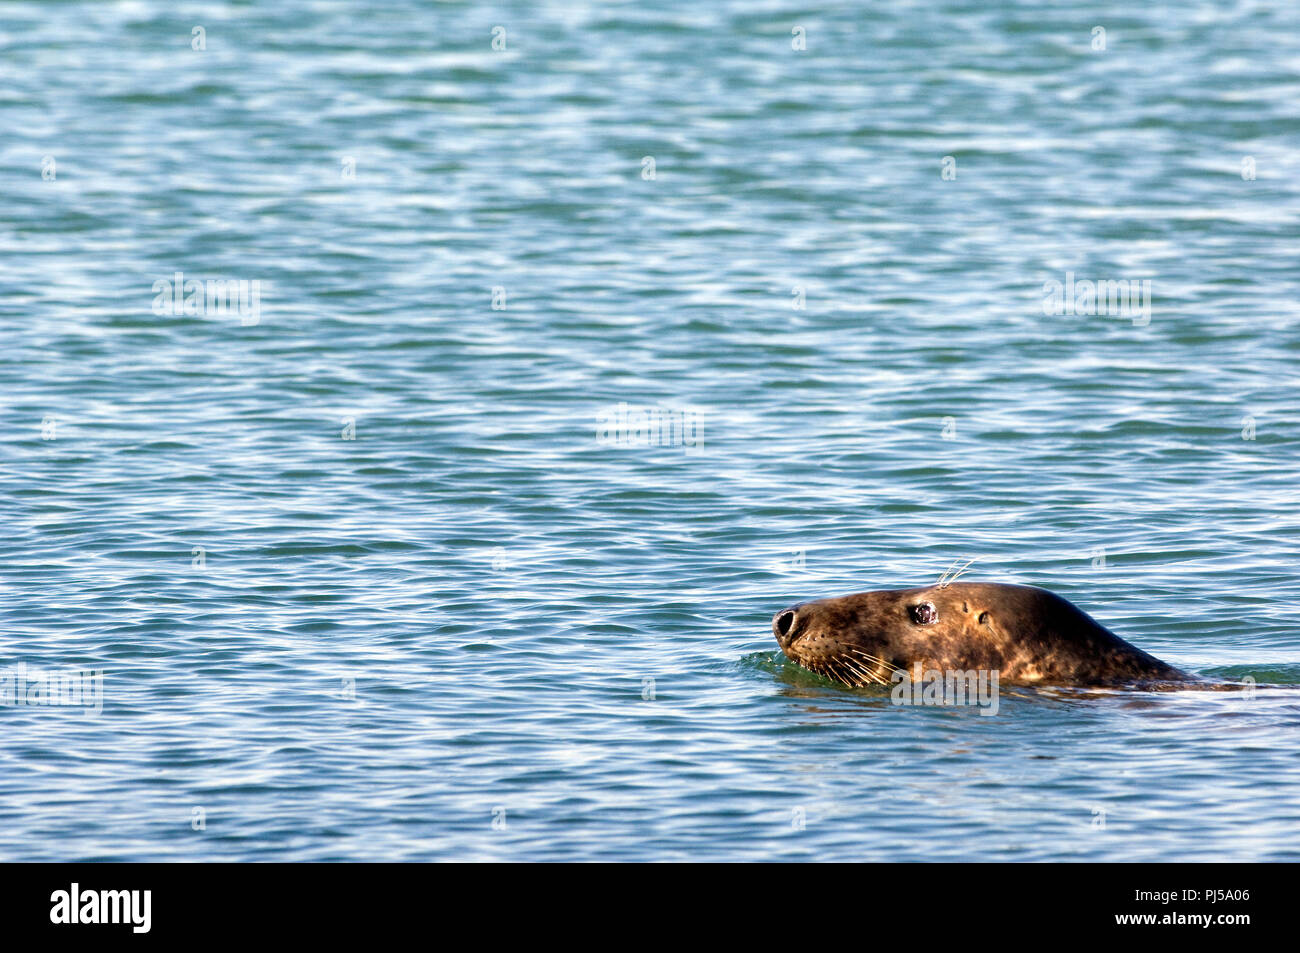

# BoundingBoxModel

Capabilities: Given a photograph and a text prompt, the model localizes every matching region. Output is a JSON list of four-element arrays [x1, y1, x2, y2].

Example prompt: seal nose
[[773, 607, 798, 648]]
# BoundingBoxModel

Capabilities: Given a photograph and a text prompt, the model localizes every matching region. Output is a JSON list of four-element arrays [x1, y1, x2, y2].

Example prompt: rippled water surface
[[3, 0, 1300, 861]]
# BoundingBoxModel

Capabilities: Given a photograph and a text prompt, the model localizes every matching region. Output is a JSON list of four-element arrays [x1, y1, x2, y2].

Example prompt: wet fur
[[773, 582, 1191, 688]]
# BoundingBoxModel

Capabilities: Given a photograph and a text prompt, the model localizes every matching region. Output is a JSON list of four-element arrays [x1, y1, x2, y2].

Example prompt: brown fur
[[773, 582, 1190, 687]]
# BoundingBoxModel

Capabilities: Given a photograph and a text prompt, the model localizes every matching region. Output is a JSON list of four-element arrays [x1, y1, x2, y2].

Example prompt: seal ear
[[978, 611, 990, 626]]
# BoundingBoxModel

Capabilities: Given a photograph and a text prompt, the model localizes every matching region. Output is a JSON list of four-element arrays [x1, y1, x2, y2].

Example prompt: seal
[[773, 582, 1192, 688]]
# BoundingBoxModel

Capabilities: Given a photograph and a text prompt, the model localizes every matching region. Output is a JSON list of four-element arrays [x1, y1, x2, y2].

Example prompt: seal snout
[[773, 605, 801, 650]]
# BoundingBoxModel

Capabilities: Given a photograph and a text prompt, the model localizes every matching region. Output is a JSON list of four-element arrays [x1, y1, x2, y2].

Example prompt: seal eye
[[910, 602, 938, 625]]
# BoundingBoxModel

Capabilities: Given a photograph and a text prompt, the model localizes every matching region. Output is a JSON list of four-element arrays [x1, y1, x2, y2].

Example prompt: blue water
[[3, 0, 1300, 861]]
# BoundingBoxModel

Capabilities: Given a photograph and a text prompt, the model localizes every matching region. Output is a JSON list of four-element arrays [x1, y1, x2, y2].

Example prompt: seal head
[[773, 582, 1188, 687]]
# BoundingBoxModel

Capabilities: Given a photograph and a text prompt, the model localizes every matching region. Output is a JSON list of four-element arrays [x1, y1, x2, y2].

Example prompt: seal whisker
[[838, 655, 887, 686], [834, 658, 867, 688], [842, 650, 894, 670], [935, 558, 960, 589], [844, 648, 905, 678], [812, 659, 845, 686], [828, 659, 861, 687], [842, 655, 883, 686], [947, 556, 981, 587], [838, 653, 883, 683], [937, 556, 980, 589], [845, 648, 895, 667], [835, 656, 874, 685]]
